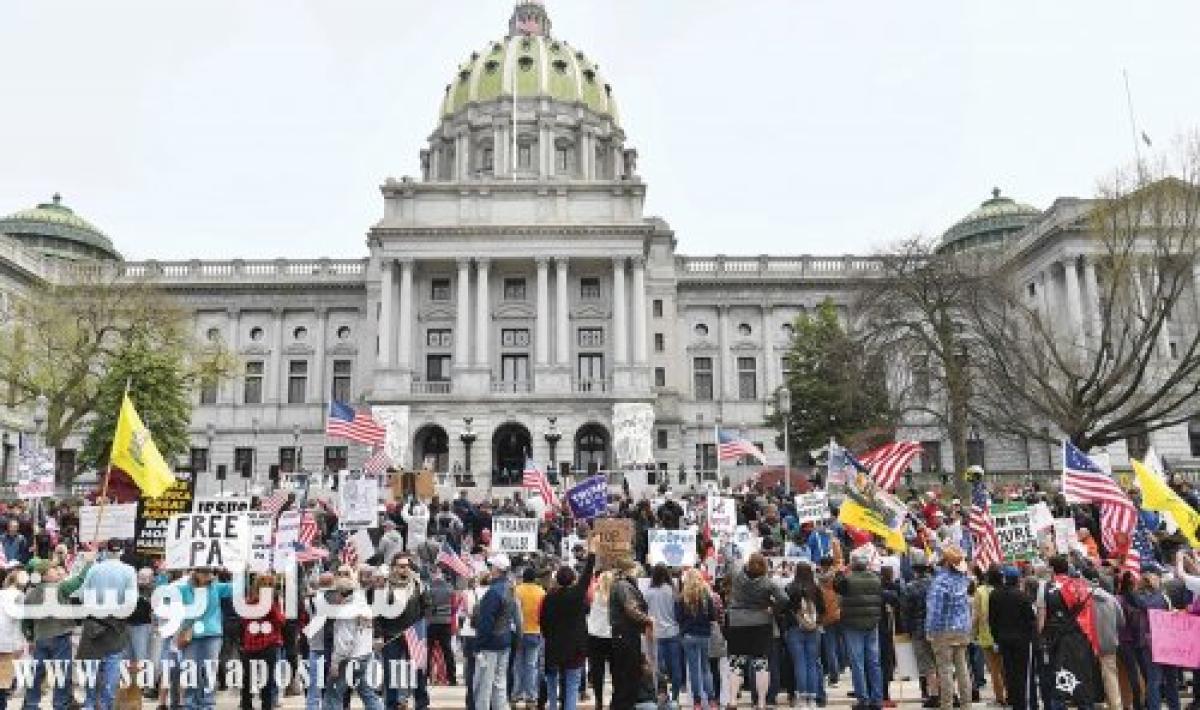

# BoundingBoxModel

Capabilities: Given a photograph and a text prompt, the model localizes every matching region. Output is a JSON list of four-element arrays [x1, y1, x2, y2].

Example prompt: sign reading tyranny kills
[[991, 501, 1037, 561], [490, 517, 538, 553]]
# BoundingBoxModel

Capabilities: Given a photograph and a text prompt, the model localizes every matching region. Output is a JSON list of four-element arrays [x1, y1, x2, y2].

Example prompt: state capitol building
[[3, 2, 1197, 495]]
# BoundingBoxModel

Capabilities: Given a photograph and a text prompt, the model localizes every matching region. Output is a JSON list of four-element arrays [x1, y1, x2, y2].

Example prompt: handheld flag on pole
[[108, 391, 176, 498]]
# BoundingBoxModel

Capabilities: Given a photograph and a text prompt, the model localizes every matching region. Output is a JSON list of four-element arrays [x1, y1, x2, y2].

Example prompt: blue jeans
[[844, 627, 883, 705], [1136, 645, 1181, 710], [656, 636, 685, 701], [128, 623, 152, 664], [381, 638, 405, 707], [823, 622, 846, 682], [546, 665, 583, 710], [305, 649, 325, 710], [681, 634, 715, 705], [24, 633, 74, 710], [182, 635, 223, 710], [472, 648, 510, 710], [82, 651, 125, 710], [515, 633, 543, 701], [786, 627, 824, 701], [463, 638, 477, 710], [323, 655, 385, 710]]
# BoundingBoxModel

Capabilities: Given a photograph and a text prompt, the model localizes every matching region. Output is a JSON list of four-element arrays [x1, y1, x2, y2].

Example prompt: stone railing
[[676, 255, 885, 279]]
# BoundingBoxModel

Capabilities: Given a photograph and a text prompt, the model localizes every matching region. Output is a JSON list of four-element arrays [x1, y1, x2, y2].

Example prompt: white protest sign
[[78, 504, 138, 543], [17, 448, 55, 499], [164, 513, 248, 571], [339, 471, 380, 530], [1052, 518, 1076, 555], [273, 510, 301, 571], [347, 528, 375, 560], [1029, 502, 1054, 532], [246, 511, 275, 573], [990, 502, 1036, 561], [561, 534, 585, 562], [794, 492, 830, 525], [648, 528, 698, 567], [707, 497, 737, 535], [491, 517, 538, 553], [730, 525, 761, 562], [192, 497, 253, 515]]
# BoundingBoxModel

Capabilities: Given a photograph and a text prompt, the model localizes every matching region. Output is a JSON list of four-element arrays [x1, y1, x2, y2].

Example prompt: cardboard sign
[[591, 518, 634, 569], [16, 448, 55, 499], [192, 497, 252, 515], [415, 470, 435, 500], [490, 517, 538, 553], [566, 476, 608, 520], [1052, 518, 1076, 555], [1149, 609, 1200, 668], [164, 513, 247, 571], [339, 471, 380, 530], [245, 511, 275, 573], [273, 510, 301, 571], [991, 502, 1037, 561], [78, 504, 138, 543], [707, 497, 737, 535], [794, 492, 830, 525], [648, 528, 698, 567], [135, 476, 195, 557]]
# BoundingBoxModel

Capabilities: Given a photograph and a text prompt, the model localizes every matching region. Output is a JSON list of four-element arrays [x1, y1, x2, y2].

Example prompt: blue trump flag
[[565, 475, 609, 519]]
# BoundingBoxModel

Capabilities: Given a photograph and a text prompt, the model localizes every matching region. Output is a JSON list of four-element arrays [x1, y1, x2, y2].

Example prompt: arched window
[[574, 424, 610, 472]]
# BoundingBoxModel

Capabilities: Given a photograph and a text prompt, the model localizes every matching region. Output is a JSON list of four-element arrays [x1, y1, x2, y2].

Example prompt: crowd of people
[[0, 471, 1194, 710]]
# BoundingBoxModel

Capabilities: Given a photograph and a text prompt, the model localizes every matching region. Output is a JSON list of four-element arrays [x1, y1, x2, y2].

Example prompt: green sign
[[991, 501, 1037, 561]]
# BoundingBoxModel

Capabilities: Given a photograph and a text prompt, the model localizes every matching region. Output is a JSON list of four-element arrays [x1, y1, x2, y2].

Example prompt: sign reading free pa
[[164, 513, 248, 571]]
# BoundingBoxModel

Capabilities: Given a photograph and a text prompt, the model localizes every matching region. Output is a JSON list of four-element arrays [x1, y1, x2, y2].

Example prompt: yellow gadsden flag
[[1131, 458, 1200, 549], [838, 499, 908, 552], [109, 392, 176, 498]]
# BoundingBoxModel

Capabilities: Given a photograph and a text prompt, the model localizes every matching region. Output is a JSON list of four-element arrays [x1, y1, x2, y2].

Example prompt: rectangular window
[[1027, 282, 1036, 298], [1126, 431, 1149, 461], [503, 278, 527, 301], [695, 443, 717, 472], [331, 360, 352, 403], [693, 357, 714, 401], [324, 446, 348, 473], [913, 364, 931, 397], [244, 361, 264, 404], [1190, 418, 1200, 457], [426, 354, 452, 382], [737, 356, 757, 400], [189, 448, 209, 473], [279, 447, 297, 474], [430, 278, 451, 301], [781, 356, 791, 377], [577, 353, 605, 381], [920, 441, 942, 472], [654, 333, 665, 352], [578, 328, 604, 348], [482, 148, 494, 171], [426, 329, 452, 348], [556, 147, 569, 172], [501, 354, 530, 383], [54, 449, 76, 482], [501, 328, 530, 348], [287, 360, 308, 404], [967, 439, 985, 468], [199, 376, 218, 405], [518, 144, 532, 169], [580, 277, 601, 300], [652, 299, 663, 318], [654, 367, 666, 388], [1169, 341, 1178, 359], [656, 429, 669, 450], [234, 447, 255, 478]]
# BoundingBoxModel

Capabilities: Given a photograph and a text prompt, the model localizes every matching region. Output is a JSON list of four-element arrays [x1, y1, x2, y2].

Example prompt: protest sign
[[1029, 502, 1054, 532], [707, 496, 737, 535], [1149, 609, 1200, 668], [491, 517, 538, 553], [991, 502, 1037, 561], [346, 528, 376, 560], [339, 471, 380, 530], [415, 470, 435, 500], [164, 512, 248, 571], [16, 448, 55, 498], [1052, 518, 1076, 555], [794, 492, 830, 525], [78, 504, 138, 543], [591, 518, 634, 569], [245, 511, 275, 573], [565, 476, 608, 519], [561, 534, 586, 562], [135, 476, 195, 557], [648, 529, 698, 567], [273, 510, 301, 571], [192, 497, 252, 515], [730, 525, 761, 562]]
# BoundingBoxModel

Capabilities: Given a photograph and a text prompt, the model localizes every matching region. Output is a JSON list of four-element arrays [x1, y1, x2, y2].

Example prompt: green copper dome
[[940, 188, 1041, 254], [440, 3, 619, 124], [0, 194, 121, 261]]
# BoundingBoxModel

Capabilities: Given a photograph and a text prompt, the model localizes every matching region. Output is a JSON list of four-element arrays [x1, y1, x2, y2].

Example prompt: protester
[[645, 563, 685, 704], [513, 565, 546, 708], [540, 549, 596, 710], [474, 554, 518, 710], [0, 569, 27, 708], [323, 574, 384, 710], [22, 553, 93, 710], [586, 570, 615, 710], [785, 562, 826, 709], [240, 574, 285, 710], [726, 551, 788, 710], [837, 548, 884, 710], [926, 546, 974, 710], [77, 542, 136, 710], [609, 557, 652, 710], [989, 566, 1036, 710]]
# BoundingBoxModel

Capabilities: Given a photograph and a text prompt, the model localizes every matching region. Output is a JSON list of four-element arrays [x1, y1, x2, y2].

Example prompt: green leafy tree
[[768, 300, 894, 461]]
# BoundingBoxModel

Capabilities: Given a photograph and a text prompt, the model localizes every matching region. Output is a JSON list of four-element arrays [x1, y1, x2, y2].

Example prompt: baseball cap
[[487, 553, 511, 572], [1001, 565, 1020, 579]]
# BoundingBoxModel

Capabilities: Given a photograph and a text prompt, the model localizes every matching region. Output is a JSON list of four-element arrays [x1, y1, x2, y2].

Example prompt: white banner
[[273, 510, 301, 571], [164, 512, 248, 571], [794, 492, 830, 525], [730, 525, 761, 562], [192, 497, 253, 515], [490, 517, 538, 553], [339, 472, 380, 530], [245, 511, 275, 574], [707, 497, 737, 535], [17, 448, 55, 499], [1052, 518, 1076, 555], [78, 504, 138, 543], [648, 528, 698, 567]]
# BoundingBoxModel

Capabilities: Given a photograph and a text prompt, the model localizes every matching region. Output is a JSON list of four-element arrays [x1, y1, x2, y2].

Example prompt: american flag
[[1120, 548, 1142, 582], [717, 429, 767, 464], [858, 441, 923, 492], [1061, 440, 1137, 557], [967, 481, 1003, 570], [436, 539, 472, 578], [827, 439, 868, 487], [260, 491, 290, 516], [521, 458, 558, 508], [404, 619, 428, 671], [325, 401, 387, 446], [294, 511, 328, 564], [363, 447, 392, 475]]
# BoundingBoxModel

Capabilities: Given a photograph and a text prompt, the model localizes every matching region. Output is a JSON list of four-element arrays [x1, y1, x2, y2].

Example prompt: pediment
[[329, 342, 358, 356], [419, 303, 457, 322], [493, 302, 536, 319], [730, 340, 761, 352], [241, 344, 270, 357], [686, 342, 719, 354], [571, 303, 610, 320]]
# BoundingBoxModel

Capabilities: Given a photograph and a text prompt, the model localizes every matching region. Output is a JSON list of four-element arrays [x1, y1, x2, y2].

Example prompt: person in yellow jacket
[[972, 567, 1006, 706], [513, 566, 547, 708]]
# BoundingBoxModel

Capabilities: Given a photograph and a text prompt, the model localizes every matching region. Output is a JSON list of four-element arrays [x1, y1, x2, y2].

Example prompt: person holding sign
[[175, 568, 235, 710], [539, 546, 597, 710]]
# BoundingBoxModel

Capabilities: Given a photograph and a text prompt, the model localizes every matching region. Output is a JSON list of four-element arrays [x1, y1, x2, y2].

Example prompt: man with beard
[[378, 554, 430, 710]]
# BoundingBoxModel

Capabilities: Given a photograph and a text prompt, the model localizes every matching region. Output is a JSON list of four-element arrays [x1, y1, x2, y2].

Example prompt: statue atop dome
[[509, 0, 551, 38]]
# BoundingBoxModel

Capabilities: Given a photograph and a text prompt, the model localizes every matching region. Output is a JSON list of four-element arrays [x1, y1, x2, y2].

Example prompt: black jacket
[[988, 584, 1036, 644], [836, 570, 882, 631], [540, 554, 596, 669]]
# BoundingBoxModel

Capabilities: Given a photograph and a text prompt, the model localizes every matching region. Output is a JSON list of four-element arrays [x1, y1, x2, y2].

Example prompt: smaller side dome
[[940, 187, 1040, 254], [0, 193, 122, 261]]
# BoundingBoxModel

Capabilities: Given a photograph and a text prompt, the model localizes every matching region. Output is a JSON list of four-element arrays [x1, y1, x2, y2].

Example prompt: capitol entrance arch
[[492, 422, 531, 484], [413, 424, 449, 472]]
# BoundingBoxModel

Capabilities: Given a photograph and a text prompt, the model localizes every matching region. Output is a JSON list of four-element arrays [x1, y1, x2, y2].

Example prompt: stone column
[[1082, 256, 1102, 344], [612, 257, 627, 365], [631, 256, 648, 364], [539, 124, 551, 178], [1063, 257, 1084, 346], [493, 126, 503, 177], [398, 258, 414, 371], [717, 305, 730, 400], [456, 258, 471, 367], [475, 259, 490, 367], [430, 148, 441, 182], [763, 304, 777, 394], [313, 308, 328, 402], [581, 130, 593, 179], [227, 308, 242, 404], [379, 259, 394, 366], [1150, 261, 1173, 356], [556, 257, 570, 365], [536, 257, 551, 365], [271, 309, 285, 403]]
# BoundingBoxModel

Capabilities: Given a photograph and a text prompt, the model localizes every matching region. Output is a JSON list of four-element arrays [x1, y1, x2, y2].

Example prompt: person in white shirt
[[323, 576, 384, 710]]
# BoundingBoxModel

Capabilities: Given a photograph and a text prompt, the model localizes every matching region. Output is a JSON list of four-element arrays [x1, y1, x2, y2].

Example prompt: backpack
[[819, 582, 841, 626], [794, 594, 819, 632]]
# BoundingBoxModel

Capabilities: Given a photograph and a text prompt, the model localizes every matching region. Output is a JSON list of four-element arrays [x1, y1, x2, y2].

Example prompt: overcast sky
[[2, 1, 1198, 260]]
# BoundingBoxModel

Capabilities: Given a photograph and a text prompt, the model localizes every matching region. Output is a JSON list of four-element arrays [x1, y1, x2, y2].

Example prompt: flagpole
[[94, 377, 132, 544], [713, 423, 720, 487]]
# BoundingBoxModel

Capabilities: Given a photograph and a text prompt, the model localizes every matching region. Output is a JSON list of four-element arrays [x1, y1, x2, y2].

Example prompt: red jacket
[[241, 601, 285, 653]]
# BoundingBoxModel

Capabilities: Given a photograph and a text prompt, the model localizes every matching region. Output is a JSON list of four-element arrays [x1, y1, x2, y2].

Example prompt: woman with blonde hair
[[586, 570, 615, 710], [0, 568, 29, 707], [676, 568, 718, 710]]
